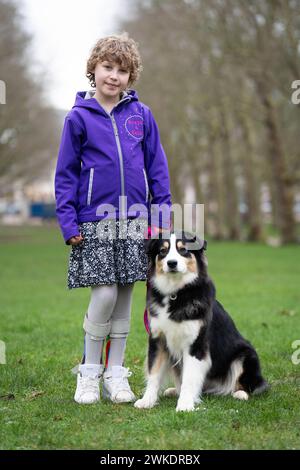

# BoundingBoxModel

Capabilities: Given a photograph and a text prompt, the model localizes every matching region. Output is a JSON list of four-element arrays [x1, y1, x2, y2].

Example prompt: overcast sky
[[21, 0, 126, 110]]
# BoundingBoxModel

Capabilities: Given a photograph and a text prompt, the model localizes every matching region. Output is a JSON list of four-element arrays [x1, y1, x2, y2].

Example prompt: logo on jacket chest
[[125, 114, 144, 141]]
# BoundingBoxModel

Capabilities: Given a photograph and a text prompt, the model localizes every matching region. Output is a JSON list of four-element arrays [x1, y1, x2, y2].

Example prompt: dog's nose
[[167, 259, 178, 269]]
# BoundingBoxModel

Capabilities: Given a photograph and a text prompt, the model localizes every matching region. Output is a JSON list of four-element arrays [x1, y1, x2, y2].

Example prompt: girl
[[54, 33, 172, 405]]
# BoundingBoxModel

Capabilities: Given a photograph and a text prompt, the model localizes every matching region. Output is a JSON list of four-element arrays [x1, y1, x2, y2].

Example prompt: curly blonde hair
[[86, 32, 143, 88]]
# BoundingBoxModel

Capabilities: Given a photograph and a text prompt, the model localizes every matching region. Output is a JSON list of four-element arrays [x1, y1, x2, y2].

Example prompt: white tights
[[83, 283, 134, 370]]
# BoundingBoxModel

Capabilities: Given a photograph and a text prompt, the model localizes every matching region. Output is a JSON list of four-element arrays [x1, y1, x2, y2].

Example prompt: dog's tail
[[239, 351, 270, 395], [252, 378, 270, 395]]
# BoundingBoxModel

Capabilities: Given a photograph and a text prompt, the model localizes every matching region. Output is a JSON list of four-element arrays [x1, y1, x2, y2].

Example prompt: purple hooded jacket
[[54, 89, 172, 244]]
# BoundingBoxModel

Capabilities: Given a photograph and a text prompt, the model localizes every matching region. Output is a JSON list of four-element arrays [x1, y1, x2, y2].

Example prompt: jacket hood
[[72, 89, 139, 114]]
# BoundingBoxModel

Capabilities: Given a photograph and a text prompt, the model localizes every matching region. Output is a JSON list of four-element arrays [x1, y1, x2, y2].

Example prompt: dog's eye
[[159, 247, 168, 256], [178, 247, 188, 255]]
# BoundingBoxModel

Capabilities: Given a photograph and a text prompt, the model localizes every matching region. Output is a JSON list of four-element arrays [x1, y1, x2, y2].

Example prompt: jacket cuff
[[63, 227, 80, 245]]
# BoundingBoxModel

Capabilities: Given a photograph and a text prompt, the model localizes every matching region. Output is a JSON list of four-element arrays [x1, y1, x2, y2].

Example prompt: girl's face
[[94, 60, 130, 100]]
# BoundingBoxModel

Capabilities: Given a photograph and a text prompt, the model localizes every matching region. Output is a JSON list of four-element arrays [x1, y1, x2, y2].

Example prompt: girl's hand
[[146, 225, 172, 238], [68, 234, 84, 246]]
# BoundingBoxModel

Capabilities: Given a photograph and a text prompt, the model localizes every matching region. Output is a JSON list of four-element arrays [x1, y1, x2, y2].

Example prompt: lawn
[[0, 223, 299, 450]]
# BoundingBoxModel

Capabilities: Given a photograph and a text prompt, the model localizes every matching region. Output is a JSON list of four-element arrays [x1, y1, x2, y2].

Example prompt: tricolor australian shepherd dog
[[134, 230, 269, 412]]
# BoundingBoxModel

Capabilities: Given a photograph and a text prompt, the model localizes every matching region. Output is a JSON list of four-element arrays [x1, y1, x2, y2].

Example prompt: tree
[[0, 0, 60, 195], [121, 0, 300, 243]]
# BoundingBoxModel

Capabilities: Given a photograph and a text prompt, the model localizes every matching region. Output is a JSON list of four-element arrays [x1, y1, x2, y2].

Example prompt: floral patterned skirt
[[67, 218, 149, 289]]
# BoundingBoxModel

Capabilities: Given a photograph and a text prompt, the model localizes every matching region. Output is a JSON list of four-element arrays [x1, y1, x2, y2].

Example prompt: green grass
[[0, 223, 300, 450]]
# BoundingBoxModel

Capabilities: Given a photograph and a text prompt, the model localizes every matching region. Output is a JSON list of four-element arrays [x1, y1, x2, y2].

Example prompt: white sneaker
[[103, 366, 136, 403], [74, 363, 104, 404]]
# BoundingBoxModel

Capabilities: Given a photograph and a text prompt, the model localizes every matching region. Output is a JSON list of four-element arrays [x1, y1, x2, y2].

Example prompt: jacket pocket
[[142, 168, 149, 202], [87, 168, 94, 206]]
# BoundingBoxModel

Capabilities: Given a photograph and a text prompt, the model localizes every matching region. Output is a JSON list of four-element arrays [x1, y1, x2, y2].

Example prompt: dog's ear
[[184, 234, 207, 251], [144, 237, 160, 255], [144, 237, 151, 255]]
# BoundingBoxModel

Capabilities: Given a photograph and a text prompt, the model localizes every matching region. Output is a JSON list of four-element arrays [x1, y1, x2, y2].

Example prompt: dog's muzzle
[[167, 259, 178, 272]]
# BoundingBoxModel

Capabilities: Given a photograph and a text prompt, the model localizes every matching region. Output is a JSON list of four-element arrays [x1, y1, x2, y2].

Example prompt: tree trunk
[[218, 107, 241, 240], [255, 78, 296, 244], [206, 116, 225, 239], [235, 105, 263, 241]]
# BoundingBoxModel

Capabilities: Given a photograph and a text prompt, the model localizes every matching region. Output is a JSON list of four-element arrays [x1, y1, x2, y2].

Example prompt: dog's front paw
[[134, 395, 157, 409], [176, 397, 196, 412]]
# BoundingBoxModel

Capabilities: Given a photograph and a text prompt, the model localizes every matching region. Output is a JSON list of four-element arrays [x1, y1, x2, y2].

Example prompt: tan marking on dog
[[155, 241, 169, 275], [150, 347, 168, 375], [186, 253, 198, 273], [156, 257, 164, 275], [234, 365, 245, 392], [234, 378, 242, 392], [234, 382, 240, 392], [176, 241, 198, 273]]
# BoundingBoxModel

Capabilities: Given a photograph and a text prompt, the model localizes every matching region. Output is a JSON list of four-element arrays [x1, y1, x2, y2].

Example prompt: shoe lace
[[107, 368, 133, 394], [80, 375, 99, 394]]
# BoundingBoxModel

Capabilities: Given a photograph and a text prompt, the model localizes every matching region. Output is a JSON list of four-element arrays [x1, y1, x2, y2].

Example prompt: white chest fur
[[150, 299, 202, 360]]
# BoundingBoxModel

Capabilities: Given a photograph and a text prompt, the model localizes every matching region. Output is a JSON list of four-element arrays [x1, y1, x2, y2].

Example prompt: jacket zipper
[[98, 94, 131, 218], [87, 168, 94, 205], [110, 113, 126, 217], [142, 168, 149, 202]]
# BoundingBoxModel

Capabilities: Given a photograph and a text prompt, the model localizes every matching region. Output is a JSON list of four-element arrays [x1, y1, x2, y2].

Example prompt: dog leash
[[143, 224, 158, 336], [144, 225, 153, 336], [144, 279, 151, 336]]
